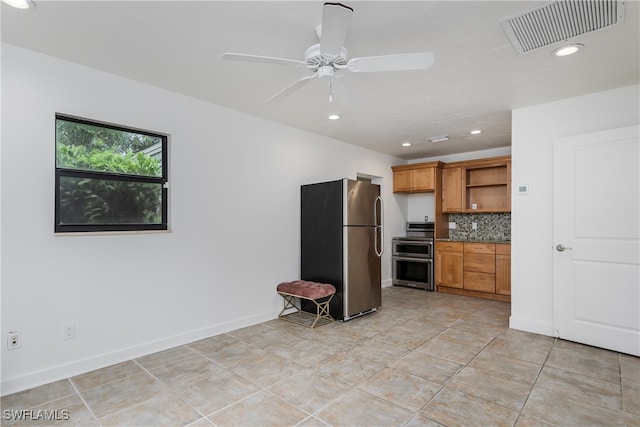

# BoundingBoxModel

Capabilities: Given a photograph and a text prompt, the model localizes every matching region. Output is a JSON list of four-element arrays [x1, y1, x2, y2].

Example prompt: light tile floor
[[2, 286, 639, 426]]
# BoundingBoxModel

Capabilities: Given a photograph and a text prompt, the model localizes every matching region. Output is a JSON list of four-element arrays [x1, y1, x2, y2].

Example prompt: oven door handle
[[393, 256, 433, 263], [392, 240, 433, 246]]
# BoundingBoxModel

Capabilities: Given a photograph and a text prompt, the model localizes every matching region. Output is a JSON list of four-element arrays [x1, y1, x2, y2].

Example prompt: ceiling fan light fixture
[[2, 0, 34, 9], [552, 43, 584, 57], [328, 114, 341, 120]]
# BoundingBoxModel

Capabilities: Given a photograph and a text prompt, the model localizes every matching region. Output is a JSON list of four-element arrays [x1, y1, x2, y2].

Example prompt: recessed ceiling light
[[328, 114, 341, 120], [552, 43, 584, 57], [470, 129, 482, 135], [2, 0, 35, 9], [402, 142, 412, 147]]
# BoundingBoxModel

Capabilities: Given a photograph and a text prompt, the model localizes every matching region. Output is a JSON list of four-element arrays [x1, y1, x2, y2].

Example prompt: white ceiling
[[2, 1, 638, 160]]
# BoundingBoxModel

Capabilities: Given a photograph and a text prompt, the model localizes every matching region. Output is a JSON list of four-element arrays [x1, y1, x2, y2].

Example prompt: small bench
[[277, 280, 336, 328]]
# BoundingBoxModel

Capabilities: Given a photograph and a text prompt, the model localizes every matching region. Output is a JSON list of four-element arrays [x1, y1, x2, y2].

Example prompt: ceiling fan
[[222, 2, 435, 104]]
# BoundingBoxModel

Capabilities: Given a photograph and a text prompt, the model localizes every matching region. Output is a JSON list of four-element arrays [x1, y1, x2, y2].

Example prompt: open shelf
[[466, 165, 508, 187], [464, 164, 510, 212]]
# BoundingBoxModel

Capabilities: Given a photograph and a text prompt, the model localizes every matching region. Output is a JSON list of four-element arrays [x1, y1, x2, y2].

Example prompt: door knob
[[556, 244, 573, 252]]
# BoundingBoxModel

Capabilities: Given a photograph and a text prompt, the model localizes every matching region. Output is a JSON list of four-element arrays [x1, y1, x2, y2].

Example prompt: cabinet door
[[413, 167, 435, 191], [393, 170, 413, 192], [442, 167, 462, 212], [436, 251, 463, 288], [496, 254, 511, 295]]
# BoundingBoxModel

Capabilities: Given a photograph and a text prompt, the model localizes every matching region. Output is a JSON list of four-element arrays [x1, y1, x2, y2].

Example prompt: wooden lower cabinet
[[435, 250, 463, 288], [435, 241, 510, 302], [495, 243, 511, 296]]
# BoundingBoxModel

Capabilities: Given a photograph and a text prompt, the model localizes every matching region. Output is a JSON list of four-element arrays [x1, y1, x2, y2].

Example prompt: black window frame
[[54, 114, 168, 233]]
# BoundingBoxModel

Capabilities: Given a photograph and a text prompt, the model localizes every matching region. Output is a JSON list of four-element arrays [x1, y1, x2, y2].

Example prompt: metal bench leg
[[310, 294, 334, 328], [277, 292, 334, 328], [278, 293, 300, 317]]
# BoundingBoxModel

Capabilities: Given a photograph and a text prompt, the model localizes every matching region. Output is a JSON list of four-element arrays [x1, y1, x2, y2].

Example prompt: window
[[55, 115, 168, 233]]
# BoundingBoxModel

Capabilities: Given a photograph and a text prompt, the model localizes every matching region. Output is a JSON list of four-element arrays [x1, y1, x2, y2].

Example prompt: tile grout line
[[67, 377, 102, 427], [511, 334, 559, 426], [617, 352, 626, 426]]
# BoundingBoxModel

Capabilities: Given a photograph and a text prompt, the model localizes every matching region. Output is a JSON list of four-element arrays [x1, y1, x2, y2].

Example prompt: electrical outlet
[[63, 323, 75, 340], [7, 331, 21, 350], [472, 222, 478, 230], [449, 222, 456, 229]]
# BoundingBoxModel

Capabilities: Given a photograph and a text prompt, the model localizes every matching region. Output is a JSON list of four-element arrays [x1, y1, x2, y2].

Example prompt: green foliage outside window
[[55, 116, 167, 231]]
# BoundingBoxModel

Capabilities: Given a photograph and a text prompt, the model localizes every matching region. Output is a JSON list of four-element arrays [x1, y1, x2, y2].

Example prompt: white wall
[[0, 44, 407, 395], [510, 84, 640, 336]]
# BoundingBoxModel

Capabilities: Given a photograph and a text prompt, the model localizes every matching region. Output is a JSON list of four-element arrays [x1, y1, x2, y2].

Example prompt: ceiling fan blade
[[320, 2, 353, 56], [265, 74, 317, 104], [222, 53, 307, 67], [347, 52, 435, 73]]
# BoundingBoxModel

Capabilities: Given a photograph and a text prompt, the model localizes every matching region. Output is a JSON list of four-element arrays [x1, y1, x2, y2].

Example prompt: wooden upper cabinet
[[442, 167, 462, 212], [440, 156, 511, 213], [463, 157, 511, 212], [392, 162, 442, 193]]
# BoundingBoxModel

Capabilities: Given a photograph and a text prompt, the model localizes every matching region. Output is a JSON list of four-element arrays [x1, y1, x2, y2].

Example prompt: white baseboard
[[509, 315, 555, 337], [382, 279, 393, 288], [1, 310, 277, 396]]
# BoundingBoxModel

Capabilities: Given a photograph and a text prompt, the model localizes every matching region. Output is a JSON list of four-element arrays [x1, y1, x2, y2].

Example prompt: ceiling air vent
[[500, 0, 626, 54]]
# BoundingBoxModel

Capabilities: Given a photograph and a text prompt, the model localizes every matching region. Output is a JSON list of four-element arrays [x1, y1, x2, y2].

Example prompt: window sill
[[54, 229, 173, 237]]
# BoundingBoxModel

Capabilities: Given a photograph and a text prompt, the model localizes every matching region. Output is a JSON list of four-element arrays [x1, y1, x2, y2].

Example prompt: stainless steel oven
[[392, 222, 435, 291], [392, 256, 433, 290], [392, 239, 433, 258]]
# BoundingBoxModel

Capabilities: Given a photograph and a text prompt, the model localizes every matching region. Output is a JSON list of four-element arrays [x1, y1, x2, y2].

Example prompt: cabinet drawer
[[463, 242, 495, 254], [464, 271, 495, 293], [464, 253, 495, 273], [496, 243, 511, 255], [436, 241, 463, 252]]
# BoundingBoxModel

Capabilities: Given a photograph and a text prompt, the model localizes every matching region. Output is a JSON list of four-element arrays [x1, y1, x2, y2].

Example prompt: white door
[[553, 125, 639, 356]]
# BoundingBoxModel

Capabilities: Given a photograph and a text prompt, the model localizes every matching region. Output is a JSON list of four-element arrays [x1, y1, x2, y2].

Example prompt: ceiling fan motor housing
[[305, 44, 348, 71]]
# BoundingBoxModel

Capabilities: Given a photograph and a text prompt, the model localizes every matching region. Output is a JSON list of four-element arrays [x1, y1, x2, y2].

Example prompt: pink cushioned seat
[[277, 280, 336, 299]]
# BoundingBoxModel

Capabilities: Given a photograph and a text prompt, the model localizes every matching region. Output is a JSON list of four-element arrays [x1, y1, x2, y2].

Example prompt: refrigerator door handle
[[375, 196, 384, 256]]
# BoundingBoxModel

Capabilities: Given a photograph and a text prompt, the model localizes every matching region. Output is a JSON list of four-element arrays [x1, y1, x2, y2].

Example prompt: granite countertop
[[436, 238, 511, 244]]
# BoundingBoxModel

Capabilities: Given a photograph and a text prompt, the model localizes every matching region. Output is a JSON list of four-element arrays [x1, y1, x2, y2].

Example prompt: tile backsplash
[[449, 213, 511, 241]]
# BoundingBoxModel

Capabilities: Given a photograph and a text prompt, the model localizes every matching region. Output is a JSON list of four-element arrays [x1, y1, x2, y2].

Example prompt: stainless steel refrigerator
[[300, 178, 383, 321]]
